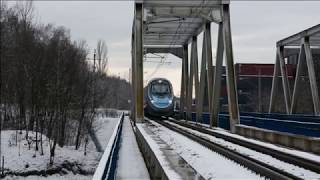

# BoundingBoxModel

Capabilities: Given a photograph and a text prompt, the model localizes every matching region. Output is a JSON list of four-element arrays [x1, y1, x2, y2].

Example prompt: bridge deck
[[115, 117, 150, 179]]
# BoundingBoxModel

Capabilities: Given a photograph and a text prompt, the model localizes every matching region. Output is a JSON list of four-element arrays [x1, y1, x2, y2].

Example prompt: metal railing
[[92, 113, 124, 180]]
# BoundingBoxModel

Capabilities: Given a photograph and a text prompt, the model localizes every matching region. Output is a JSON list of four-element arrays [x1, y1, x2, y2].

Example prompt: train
[[144, 78, 175, 118]]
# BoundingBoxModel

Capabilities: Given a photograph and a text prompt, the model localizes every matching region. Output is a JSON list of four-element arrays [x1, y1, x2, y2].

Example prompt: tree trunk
[[75, 106, 85, 150]]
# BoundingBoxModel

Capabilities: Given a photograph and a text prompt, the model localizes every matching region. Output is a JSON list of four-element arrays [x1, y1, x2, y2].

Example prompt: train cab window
[[151, 83, 170, 95]]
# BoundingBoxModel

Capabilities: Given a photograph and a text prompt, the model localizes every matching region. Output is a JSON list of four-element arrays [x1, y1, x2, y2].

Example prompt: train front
[[145, 78, 174, 117]]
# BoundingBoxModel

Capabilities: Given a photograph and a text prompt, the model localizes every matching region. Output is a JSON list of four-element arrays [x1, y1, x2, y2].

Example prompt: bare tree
[[96, 39, 108, 75], [0, 1, 131, 166], [15, 0, 34, 27]]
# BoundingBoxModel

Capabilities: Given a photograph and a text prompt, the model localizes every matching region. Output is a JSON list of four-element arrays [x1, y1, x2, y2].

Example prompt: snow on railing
[[92, 112, 124, 180]]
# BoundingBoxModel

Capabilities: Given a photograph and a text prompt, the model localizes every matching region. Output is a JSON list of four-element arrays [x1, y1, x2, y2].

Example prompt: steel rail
[[153, 119, 302, 180], [168, 119, 320, 174]]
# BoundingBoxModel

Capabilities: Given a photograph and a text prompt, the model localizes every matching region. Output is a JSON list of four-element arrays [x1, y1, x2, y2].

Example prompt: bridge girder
[[132, 0, 240, 133], [269, 24, 320, 116]]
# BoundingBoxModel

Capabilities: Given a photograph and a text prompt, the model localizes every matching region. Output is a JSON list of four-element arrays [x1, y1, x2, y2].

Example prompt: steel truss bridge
[[93, 1, 320, 179]]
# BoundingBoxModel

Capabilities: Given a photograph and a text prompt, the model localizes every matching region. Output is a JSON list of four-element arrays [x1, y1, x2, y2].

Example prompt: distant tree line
[[0, 1, 131, 164]]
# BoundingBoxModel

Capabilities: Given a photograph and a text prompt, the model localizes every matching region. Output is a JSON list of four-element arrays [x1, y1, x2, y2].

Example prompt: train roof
[[147, 78, 171, 84]]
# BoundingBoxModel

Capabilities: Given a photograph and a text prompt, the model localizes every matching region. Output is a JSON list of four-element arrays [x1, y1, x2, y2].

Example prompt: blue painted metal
[[238, 112, 320, 123], [237, 115, 320, 137], [102, 114, 124, 180], [184, 111, 320, 137]]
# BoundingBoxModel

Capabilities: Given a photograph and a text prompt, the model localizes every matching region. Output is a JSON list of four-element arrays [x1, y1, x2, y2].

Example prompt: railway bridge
[[93, 1, 320, 179]]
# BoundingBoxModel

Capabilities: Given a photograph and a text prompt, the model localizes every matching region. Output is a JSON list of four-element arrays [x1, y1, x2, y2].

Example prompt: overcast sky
[[11, 1, 320, 95]]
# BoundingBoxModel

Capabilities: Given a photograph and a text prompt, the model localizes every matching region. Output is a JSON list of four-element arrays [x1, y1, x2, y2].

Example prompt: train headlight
[[151, 100, 155, 104], [169, 100, 172, 104]]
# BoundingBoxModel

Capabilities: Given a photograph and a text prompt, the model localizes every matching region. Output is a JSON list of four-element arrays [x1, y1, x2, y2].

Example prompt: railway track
[[153, 119, 317, 180], [167, 119, 320, 174]]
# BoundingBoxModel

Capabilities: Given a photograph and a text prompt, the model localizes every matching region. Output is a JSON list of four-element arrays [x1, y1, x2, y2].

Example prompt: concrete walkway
[[116, 117, 150, 180]]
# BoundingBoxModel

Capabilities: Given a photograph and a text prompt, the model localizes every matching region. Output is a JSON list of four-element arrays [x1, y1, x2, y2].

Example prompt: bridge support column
[[197, 29, 208, 123], [187, 37, 199, 121], [131, 34, 136, 124], [134, 3, 144, 123], [269, 52, 281, 113], [304, 37, 320, 115], [278, 46, 292, 114], [180, 52, 185, 119], [210, 23, 224, 128], [194, 38, 200, 121], [222, 4, 240, 133], [180, 45, 189, 119], [291, 41, 305, 114], [197, 22, 213, 123], [205, 23, 214, 120]]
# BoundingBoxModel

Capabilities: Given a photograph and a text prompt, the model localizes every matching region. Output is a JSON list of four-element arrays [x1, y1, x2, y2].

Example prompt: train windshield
[[151, 83, 170, 95]]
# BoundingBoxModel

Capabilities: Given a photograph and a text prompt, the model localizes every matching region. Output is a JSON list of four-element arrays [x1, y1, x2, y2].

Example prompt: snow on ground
[[166, 121, 320, 179], [146, 121, 264, 180], [2, 112, 122, 179], [92, 113, 121, 149], [115, 116, 150, 179], [4, 173, 91, 180], [1, 130, 100, 179]]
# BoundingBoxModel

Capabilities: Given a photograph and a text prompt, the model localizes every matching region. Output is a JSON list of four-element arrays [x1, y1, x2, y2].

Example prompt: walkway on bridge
[[116, 117, 150, 179]]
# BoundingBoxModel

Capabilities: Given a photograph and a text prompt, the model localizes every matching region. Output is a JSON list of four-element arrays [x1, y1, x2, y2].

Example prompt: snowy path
[[148, 121, 264, 180], [115, 117, 150, 180]]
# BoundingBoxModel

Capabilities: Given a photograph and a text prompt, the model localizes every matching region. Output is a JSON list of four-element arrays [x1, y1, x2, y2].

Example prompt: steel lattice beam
[[270, 24, 320, 116]]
